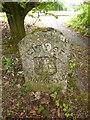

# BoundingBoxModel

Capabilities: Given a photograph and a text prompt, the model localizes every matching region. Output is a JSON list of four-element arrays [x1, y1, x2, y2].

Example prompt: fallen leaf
[[57, 107, 60, 118], [41, 98, 49, 104], [4, 81, 9, 86], [35, 91, 41, 100], [16, 84, 21, 88], [30, 109, 36, 115]]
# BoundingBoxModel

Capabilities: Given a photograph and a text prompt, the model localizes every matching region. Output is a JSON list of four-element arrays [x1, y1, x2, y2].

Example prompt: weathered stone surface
[[18, 28, 70, 92]]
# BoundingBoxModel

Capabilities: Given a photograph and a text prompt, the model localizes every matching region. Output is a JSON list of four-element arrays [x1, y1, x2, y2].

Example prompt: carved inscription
[[33, 56, 57, 76]]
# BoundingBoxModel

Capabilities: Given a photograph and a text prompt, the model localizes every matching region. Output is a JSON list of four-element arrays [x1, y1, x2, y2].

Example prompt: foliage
[[31, 1, 66, 12], [2, 12, 7, 21], [67, 3, 90, 36], [68, 57, 76, 77], [2, 57, 19, 85], [1, 1, 62, 40], [0, 2, 3, 11], [50, 91, 58, 100], [3, 58, 14, 72], [49, 57, 77, 118], [28, 2, 61, 25], [42, 2, 66, 11], [38, 104, 45, 113], [28, 1, 66, 24], [50, 90, 74, 118], [19, 2, 26, 9]]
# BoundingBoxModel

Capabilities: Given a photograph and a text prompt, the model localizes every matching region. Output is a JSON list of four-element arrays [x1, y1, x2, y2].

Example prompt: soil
[[1, 21, 89, 119]]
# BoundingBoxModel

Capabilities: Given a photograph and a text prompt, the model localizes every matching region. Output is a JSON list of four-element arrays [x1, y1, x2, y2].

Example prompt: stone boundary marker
[[18, 28, 70, 92]]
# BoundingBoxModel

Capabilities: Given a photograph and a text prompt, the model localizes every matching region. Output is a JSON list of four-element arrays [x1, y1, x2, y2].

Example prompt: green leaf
[[60, 105, 63, 109], [63, 103, 68, 110], [38, 105, 45, 113], [46, 12, 58, 19], [5, 58, 12, 65], [20, 3, 26, 9], [28, 13, 35, 18], [65, 113, 73, 118], [0, 2, 4, 10], [70, 63, 76, 68], [70, 58, 76, 63], [52, 14, 58, 19], [70, 87, 74, 93], [2, 13, 7, 21], [55, 100, 60, 107], [65, 113, 70, 117], [50, 91, 57, 99], [63, 108, 67, 112], [4, 58, 14, 71]]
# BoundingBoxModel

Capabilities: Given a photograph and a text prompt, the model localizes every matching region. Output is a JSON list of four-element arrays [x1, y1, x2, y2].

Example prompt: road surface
[[25, 12, 88, 48]]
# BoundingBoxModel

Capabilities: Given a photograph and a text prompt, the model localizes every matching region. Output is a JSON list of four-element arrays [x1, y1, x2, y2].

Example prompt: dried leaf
[[57, 107, 60, 118], [35, 91, 41, 100], [17, 84, 21, 88]]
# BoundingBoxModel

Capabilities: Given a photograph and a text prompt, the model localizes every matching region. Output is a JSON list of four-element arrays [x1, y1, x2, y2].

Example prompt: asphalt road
[[25, 14, 88, 48]]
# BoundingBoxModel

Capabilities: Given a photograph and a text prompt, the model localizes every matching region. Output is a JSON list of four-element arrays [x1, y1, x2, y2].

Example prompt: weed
[[68, 57, 77, 94], [3, 58, 14, 73], [50, 91, 58, 100], [50, 90, 74, 119], [38, 104, 45, 113], [69, 57, 76, 69], [62, 103, 68, 112], [65, 112, 73, 118], [55, 99, 60, 107]]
